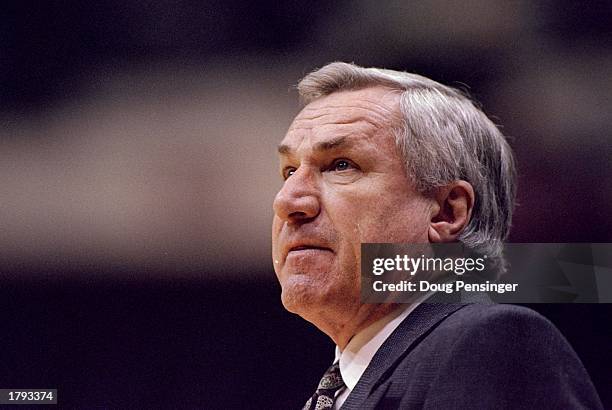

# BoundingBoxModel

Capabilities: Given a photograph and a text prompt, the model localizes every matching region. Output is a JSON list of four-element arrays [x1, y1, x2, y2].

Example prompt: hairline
[[295, 62, 517, 277]]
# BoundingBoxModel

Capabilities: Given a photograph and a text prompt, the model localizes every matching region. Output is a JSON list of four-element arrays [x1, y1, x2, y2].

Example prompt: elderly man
[[271, 62, 602, 409]]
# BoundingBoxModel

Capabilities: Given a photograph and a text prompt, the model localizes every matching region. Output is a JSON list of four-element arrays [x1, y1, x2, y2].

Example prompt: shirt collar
[[334, 292, 434, 390]]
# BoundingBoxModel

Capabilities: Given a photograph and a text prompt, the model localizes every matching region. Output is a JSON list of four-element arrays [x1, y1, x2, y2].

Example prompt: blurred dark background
[[1, 1, 611, 408]]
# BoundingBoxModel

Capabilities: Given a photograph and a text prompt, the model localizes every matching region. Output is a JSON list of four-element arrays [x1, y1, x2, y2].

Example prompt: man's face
[[272, 86, 432, 319]]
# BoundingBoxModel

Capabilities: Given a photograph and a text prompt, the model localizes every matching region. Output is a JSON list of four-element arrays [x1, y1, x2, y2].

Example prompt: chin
[[280, 274, 358, 319], [279, 275, 323, 314]]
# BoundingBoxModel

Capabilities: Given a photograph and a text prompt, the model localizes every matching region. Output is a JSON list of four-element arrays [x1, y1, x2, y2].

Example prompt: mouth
[[289, 245, 333, 253], [281, 243, 335, 271], [285, 244, 334, 261]]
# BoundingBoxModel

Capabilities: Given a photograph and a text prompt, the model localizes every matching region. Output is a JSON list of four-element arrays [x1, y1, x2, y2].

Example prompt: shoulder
[[423, 303, 579, 367], [402, 303, 603, 409], [440, 303, 561, 342]]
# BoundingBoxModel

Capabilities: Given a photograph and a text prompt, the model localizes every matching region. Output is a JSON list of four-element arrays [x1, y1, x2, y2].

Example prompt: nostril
[[288, 211, 320, 225], [288, 211, 309, 220]]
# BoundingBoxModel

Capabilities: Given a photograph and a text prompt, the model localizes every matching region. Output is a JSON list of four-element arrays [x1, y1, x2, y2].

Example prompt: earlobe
[[428, 225, 442, 243], [428, 181, 474, 243]]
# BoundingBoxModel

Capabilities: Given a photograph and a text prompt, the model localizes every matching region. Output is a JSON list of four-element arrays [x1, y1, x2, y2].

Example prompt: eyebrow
[[277, 136, 351, 155]]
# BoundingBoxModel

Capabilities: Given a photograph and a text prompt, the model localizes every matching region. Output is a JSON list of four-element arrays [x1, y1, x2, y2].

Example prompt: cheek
[[350, 203, 430, 243], [327, 203, 381, 254]]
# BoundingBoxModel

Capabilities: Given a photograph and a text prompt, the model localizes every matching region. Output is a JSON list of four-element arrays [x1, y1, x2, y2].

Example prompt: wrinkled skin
[[271, 86, 437, 348]]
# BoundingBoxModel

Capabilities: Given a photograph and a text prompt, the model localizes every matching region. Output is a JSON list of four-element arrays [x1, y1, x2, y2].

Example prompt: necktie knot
[[303, 362, 345, 410]]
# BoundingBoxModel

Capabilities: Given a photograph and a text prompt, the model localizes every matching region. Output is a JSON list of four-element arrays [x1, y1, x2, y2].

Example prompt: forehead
[[280, 86, 401, 150]]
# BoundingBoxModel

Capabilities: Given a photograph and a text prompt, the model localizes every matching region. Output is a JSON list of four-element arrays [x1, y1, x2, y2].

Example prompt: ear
[[428, 181, 475, 243]]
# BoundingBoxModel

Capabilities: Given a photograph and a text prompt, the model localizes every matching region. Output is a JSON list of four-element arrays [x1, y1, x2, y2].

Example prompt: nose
[[273, 166, 321, 224]]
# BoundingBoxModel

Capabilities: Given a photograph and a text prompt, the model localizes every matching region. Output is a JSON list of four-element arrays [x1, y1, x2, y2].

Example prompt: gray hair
[[298, 62, 517, 277]]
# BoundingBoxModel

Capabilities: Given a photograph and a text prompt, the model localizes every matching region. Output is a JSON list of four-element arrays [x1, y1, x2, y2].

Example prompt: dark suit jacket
[[340, 294, 603, 409]]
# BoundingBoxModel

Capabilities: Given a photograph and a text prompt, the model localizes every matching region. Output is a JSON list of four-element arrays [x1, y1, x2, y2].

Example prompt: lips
[[289, 245, 332, 252], [284, 242, 334, 262]]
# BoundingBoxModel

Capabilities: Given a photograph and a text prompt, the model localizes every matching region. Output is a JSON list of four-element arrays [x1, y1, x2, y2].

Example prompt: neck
[[314, 303, 401, 350]]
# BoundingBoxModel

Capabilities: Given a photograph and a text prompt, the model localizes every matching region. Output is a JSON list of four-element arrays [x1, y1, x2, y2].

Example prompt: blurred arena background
[[1, 1, 611, 408]]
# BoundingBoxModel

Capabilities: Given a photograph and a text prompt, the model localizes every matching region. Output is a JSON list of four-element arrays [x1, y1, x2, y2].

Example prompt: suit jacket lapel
[[340, 291, 473, 409]]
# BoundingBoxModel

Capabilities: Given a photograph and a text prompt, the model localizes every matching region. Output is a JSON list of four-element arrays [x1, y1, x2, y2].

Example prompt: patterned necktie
[[302, 362, 345, 410]]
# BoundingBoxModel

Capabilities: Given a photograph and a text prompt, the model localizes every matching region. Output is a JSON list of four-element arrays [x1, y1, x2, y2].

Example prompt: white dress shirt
[[332, 293, 434, 409]]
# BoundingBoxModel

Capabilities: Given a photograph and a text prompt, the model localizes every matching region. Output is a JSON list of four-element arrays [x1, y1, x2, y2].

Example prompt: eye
[[283, 167, 296, 180], [329, 159, 356, 172]]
